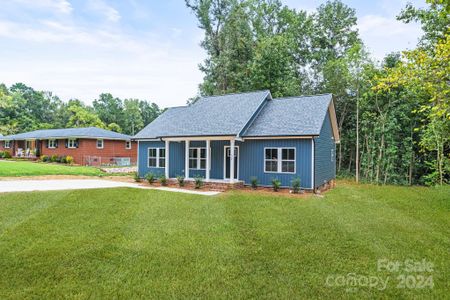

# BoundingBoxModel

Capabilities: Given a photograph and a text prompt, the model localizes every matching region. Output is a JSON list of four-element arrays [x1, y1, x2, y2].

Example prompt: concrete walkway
[[0, 179, 220, 196]]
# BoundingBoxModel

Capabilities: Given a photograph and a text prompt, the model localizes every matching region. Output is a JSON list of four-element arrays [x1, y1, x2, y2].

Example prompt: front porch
[[8, 139, 40, 159], [138, 137, 242, 185]]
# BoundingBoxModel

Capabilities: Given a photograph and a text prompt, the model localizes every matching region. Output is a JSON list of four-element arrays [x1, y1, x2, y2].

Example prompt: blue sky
[[0, 0, 426, 107]]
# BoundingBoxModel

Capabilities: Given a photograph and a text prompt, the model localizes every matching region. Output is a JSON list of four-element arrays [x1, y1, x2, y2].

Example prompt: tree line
[[0, 83, 163, 136], [185, 0, 449, 185]]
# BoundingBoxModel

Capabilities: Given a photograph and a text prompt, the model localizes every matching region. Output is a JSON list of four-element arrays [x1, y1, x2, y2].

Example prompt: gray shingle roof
[[0, 127, 132, 140], [242, 94, 332, 137], [134, 91, 333, 139], [134, 90, 271, 139]]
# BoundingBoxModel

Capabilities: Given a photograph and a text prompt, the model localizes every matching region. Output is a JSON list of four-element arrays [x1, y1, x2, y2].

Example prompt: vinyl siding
[[138, 139, 313, 189], [314, 111, 336, 187], [239, 139, 312, 188]]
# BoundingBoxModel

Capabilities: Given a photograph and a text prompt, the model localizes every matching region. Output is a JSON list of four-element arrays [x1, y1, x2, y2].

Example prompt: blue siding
[[239, 139, 312, 188], [138, 141, 165, 177], [138, 138, 314, 189], [314, 111, 336, 187]]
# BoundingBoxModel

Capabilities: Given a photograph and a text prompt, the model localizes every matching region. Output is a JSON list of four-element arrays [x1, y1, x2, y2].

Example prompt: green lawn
[[0, 182, 448, 299], [0, 160, 104, 177]]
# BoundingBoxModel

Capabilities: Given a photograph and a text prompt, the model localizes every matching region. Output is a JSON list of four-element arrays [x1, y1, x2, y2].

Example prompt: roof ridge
[[273, 93, 332, 100], [198, 90, 270, 100]]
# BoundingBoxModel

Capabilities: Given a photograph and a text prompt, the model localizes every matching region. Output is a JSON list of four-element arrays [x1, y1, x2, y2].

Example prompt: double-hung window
[[48, 139, 57, 148], [148, 148, 165, 168], [67, 138, 77, 148], [4, 140, 11, 148], [189, 147, 206, 170], [96, 139, 104, 149], [264, 147, 296, 173]]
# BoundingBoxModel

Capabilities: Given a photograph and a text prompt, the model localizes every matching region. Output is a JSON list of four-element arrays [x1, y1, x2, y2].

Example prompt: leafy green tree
[[123, 99, 144, 135], [93, 93, 124, 128], [67, 102, 106, 129]]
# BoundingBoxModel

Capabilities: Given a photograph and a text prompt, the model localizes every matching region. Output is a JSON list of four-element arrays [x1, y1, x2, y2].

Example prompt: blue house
[[134, 90, 339, 190]]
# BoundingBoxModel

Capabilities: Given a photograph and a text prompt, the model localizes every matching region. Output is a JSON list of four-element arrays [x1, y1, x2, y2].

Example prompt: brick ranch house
[[0, 127, 136, 166]]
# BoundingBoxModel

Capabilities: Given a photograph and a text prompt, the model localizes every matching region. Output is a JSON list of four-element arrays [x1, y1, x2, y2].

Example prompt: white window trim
[[189, 147, 206, 170], [125, 140, 132, 149], [264, 147, 296, 174], [96, 139, 104, 149], [4, 140, 11, 149], [148, 147, 165, 168], [48, 139, 56, 149], [68, 138, 77, 149]]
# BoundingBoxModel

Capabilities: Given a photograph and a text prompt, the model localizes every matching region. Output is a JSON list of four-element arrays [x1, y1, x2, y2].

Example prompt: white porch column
[[230, 139, 235, 183], [185, 140, 190, 179], [205, 140, 211, 181], [165, 140, 170, 178]]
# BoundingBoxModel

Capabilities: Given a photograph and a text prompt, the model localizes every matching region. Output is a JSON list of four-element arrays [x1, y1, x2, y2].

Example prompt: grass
[[0, 160, 104, 177], [0, 181, 448, 298]]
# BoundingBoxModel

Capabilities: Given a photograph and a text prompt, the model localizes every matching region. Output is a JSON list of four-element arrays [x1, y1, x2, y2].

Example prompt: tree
[[93, 93, 124, 128], [123, 99, 144, 135], [67, 102, 106, 129]]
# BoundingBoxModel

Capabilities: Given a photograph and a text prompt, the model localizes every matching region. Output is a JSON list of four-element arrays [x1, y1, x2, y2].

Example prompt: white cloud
[[0, 17, 204, 107], [12, 0, 73, 14], [357, 14, 422, 60], [87, 0, 121, 22]]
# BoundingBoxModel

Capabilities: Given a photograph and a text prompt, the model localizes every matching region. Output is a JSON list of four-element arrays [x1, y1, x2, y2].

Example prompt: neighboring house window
[[148, 148, 165, 168], [96, 139, 104, 149], [4, 140, 11, 148], [48, 139, 57, 148], [331, 148, 335, 162], [189, 147, 206, 170], [125, 141, 131, 149], [264, 147, 296, 173], [67, 138, 77, 148]]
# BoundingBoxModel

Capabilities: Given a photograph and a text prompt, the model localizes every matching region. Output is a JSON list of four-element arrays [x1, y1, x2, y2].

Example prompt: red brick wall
[[0, 140, 13, 155], [40, 139, 137, 165]]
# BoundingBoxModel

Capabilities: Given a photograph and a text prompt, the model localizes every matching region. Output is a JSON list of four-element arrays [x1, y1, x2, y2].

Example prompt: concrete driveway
[[0, 179, 220, 196]]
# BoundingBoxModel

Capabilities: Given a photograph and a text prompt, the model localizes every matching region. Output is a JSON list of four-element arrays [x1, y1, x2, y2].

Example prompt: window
[[125, 141, 131, 149], [265, 148, 278, 172], [96, 139, 104, 149], [189, 147, 206, 170], [67, 138, 77, 148], [281, 148, 295, 173], [48, 139, 57, 149], [148, 148, 165, 168], [25, 140, 32, 150], [4, 140, 11, 149], [264, 147, 296, 173]]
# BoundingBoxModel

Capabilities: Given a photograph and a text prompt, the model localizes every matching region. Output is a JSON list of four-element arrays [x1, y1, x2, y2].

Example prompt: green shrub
[[159, 174, 168, 186], [145, 173, 156, 184], [3, 151, 11, 158], [50, 154, 58, 163], [176, 175, 185, 187], [41, 155, 49, 162], [0, 151, 5, 158], [250, 176, 258, 189], [133, 172, 141, 182], [60, 156, 67, 164], [291, 177, 301, 194], [65, 156, 74, 164], [271, 178, 281, 192], [194, 176, 204, 189]]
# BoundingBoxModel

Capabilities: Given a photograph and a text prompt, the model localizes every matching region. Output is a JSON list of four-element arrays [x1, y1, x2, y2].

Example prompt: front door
[[224, 146, 239, 180]]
